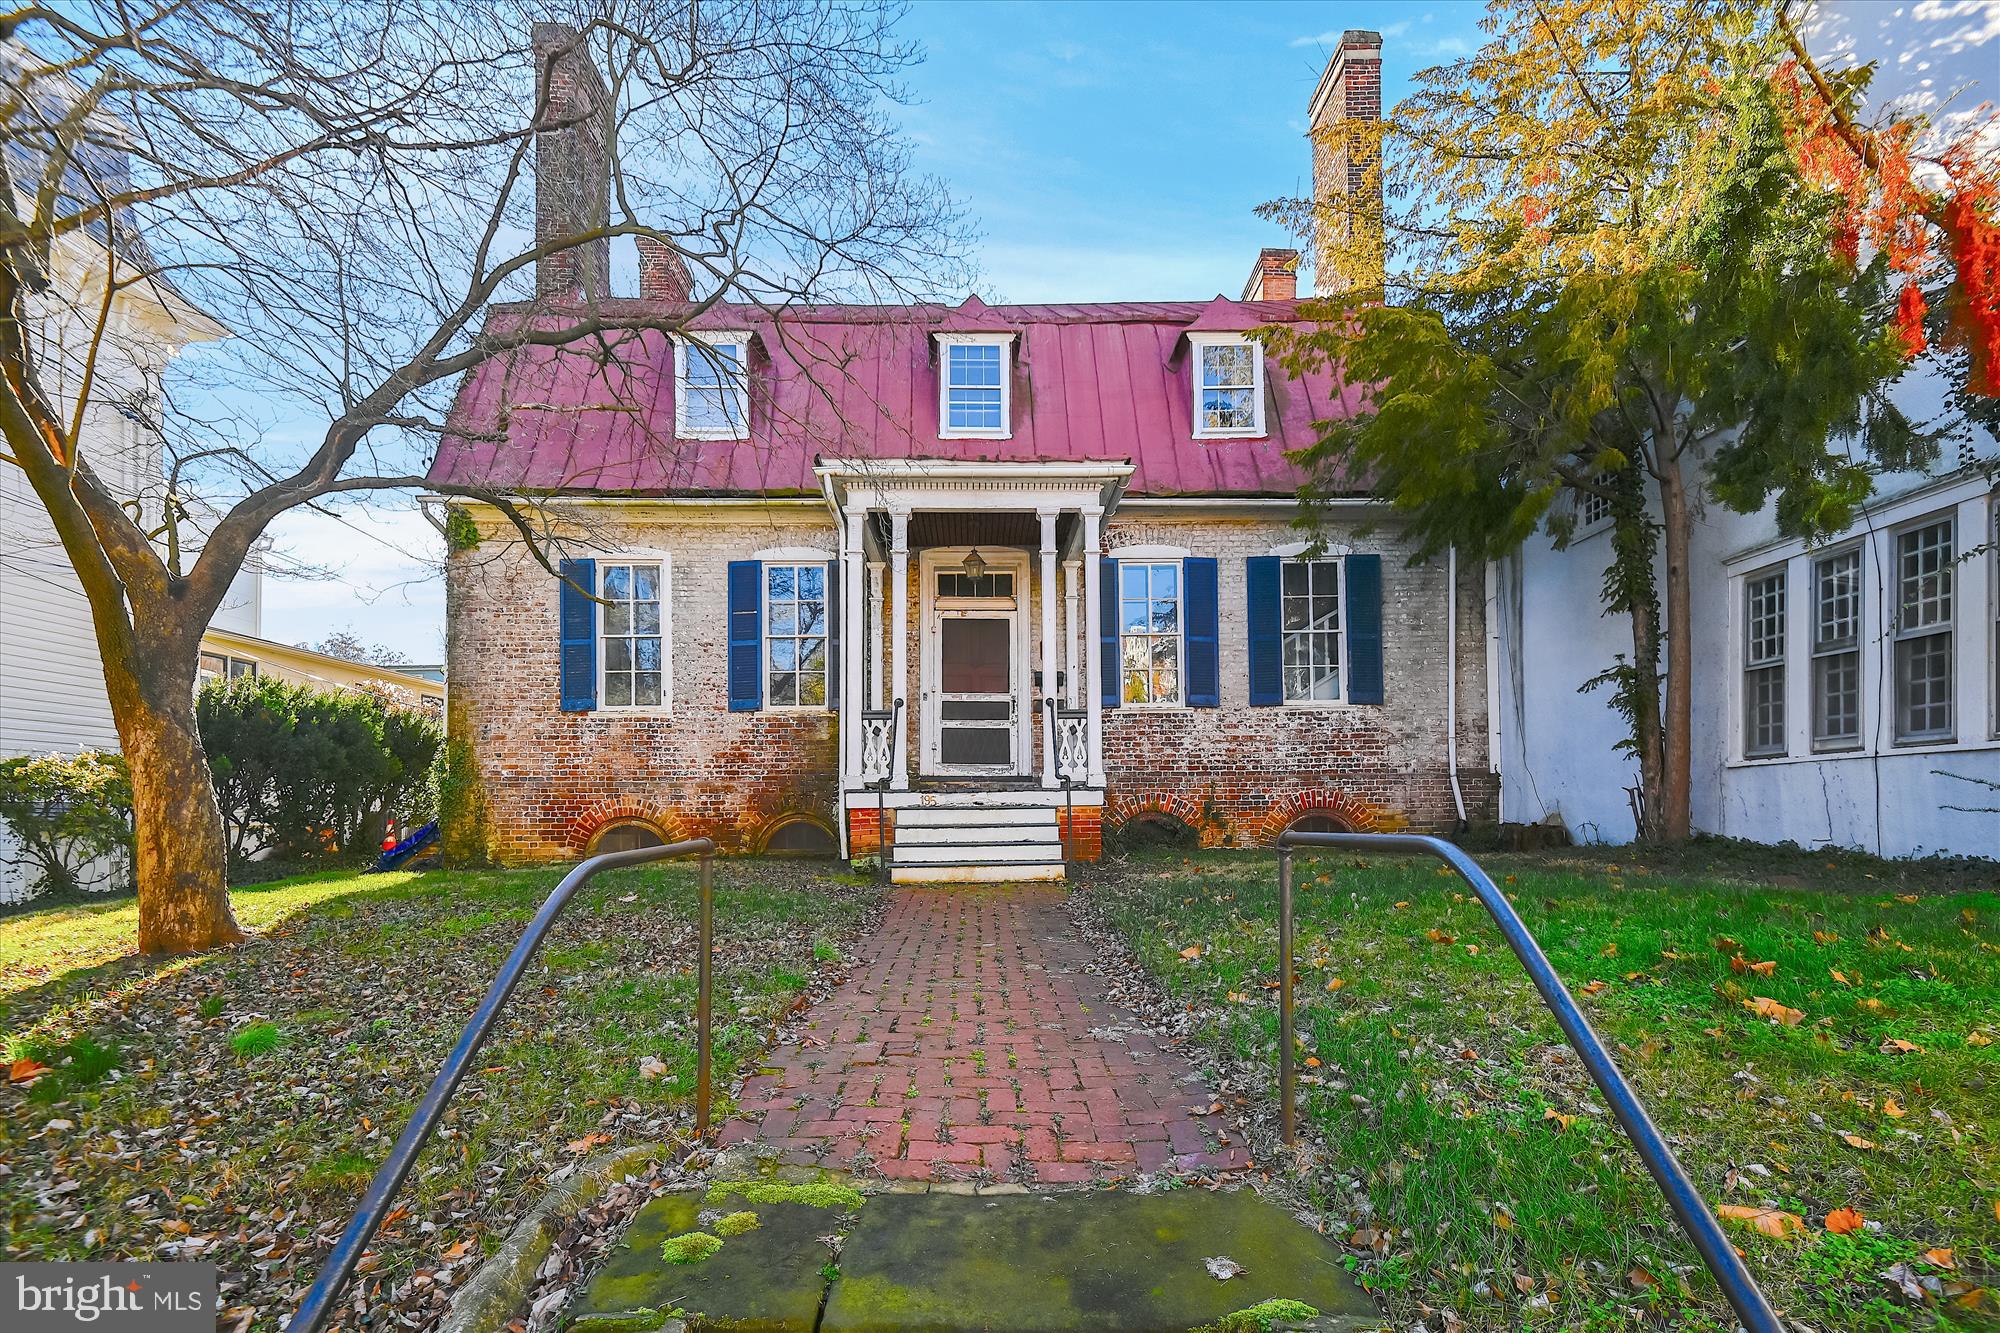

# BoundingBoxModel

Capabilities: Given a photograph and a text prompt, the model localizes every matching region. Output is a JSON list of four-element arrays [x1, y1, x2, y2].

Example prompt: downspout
[[1485, 557, 1502, 826], [1446, 546, 1468, 830]]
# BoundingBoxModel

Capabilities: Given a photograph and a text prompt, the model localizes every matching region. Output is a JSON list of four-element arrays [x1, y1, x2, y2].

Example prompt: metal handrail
[[1274, 832, 1780, 1333], [289, 837, 718, 1333]]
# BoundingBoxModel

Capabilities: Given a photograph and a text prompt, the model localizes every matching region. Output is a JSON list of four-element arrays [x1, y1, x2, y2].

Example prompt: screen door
[[934, 614, 1016, 772]]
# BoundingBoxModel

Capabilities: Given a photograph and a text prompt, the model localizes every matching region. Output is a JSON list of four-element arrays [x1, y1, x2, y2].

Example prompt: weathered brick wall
[[446, 503, 1493, 863], [446, 503, 841, 863], [1099, 511, 1494, 845]]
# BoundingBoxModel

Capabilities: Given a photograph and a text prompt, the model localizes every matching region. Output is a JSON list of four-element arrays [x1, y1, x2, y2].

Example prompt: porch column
[[1063, 559, 1081, 707], [841, 510, 865, 789], [866, 559, 885, 710], [1038, 507, 1060, 790], [1081, 505, 1106, 787], [889, 507, 911, 788]]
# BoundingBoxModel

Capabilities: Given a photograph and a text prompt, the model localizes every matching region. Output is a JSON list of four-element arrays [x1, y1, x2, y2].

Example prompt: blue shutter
[[558, 559, 597, 712], [1099, 556, 1120, 709], [1184, 557, 1219, 707], [825, 561, 841, 708], [1346, 553, 1384, 705], [727, 560, 762, 712], [1246, 556, 1282, 706]]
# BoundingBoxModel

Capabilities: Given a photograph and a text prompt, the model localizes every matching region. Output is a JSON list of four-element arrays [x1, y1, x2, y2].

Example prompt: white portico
[[816, 459, 1127, 879]]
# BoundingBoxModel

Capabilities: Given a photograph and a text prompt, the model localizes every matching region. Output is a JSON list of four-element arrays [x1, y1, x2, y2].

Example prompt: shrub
[[229, 1021, 286, 1057], [0, 751, 133, 902], [198, 677, 442, 864]]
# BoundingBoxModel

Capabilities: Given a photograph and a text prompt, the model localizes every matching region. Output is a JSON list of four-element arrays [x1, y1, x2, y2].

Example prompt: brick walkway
[[718, 886, 1252, 1184]]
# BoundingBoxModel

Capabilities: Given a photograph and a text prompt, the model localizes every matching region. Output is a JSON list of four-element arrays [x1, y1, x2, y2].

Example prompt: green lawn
[[1086, 845, 1999, 1331], [1, 860, 877, 1333]]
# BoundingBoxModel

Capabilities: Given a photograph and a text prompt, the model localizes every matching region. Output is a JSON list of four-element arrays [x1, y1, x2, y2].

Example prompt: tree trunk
[[110, 646, 243, 954], [1625, 581, 1666, 841], [1655, 455, 1695, 841]]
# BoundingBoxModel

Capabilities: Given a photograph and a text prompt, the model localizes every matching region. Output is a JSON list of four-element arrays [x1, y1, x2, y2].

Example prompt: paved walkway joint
[[719, 885, 1251, 1183]]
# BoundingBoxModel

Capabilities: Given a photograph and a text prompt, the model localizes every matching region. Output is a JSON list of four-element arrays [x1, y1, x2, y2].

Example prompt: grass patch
[[704, 1178, 866, 1210], [712, 1210, 761, 1236], [0, 858, 877, 1332], [660, 1231, 723, 1264], [1087, 845, 1999, 1331]]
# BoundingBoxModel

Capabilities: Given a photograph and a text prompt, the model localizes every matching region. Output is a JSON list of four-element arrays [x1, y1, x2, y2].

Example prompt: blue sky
[[259, 0, 1995, 661]]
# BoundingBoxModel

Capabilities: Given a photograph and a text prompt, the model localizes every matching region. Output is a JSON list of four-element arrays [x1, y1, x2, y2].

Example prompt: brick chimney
[[1241, 247, 1300, 301], [1306, 29, 1384, 297], [636, 236, 694, 302], [531, 22, 611, 301]]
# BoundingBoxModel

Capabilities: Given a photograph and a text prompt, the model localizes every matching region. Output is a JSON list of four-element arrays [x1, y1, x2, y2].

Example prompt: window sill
[[591, 707, 677, 718], [1723, 734, 1998, 769], [1282, 698, 1351, 709], [676, 426, 749, 441], [939, 429, 1012, 441], [1192, 429, 1267, 442], [762, 704, 834, 714]]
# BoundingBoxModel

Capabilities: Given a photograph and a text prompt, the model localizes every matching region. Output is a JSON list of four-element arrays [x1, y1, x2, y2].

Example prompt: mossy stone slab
[[569, 1191, 841, 1331], [819, 1189, 1376, 1331]]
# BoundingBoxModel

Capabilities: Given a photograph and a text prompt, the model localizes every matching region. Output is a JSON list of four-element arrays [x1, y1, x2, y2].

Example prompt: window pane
[[797, 565, 825, 599], [603, 565, 629, 599], [1282, 561, 1308, 596], [770, 671, 796, 705], [1744, 664, 1785, 756], [1120, 564, 1148, 600], [1896, 631, 1953, 739], [1200, 343, 1255, 388], [634, 672, 662, 706], [800, 638, 827, 673], [797, 599, 825, 637], [604, 603, 630, 635], [1123, 670, 1148, 704], [769, 637, 797, 671], [1150, 563, 1177, 598], [632, 564, 660, 600], [799, 672, 827, 706], [1151, 637, 1178, 670], [605, 638, 633, 672], [635, 638, 662, 672], [1813, 550, 1859, 649], [768, 565, 795, 600], [1153, 669, 1180, 703], [1151, 598, 1179, 632], [1121, 637, 1148, 669], [1897, 521, 1953, 629], [634, 602, 661, 634], [604, 674, 632, 707], [1122, 596, 1152, 635], [1202, 387, 1254, 430], [1813, 651, 1859, 745]]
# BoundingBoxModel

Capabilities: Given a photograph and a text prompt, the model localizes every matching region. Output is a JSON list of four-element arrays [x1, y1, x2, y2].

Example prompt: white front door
[[920, 551, 1030, 776]]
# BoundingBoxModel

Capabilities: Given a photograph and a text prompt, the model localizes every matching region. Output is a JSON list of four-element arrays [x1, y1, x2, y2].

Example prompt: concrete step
[[567, 1185, 1378, 1331], [893, 804, 1054, 827], [892, 822, 1062, 846], [892, 862, 1066, 883], [893, 842, 1062, 865]]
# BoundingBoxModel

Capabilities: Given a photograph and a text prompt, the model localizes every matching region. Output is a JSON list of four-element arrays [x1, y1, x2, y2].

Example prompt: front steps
[[888, 802, 1066, 883]]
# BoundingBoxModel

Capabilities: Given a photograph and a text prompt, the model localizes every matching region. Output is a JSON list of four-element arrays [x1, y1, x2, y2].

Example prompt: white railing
[[859, 703, 900, 784], [1055, 707, 1090, 783]]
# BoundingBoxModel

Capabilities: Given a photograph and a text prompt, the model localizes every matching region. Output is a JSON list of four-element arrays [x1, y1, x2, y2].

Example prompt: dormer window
[[938, 333, 1013, 438], [676, 332, 750, 439], [1190, 333, 1265, 438]]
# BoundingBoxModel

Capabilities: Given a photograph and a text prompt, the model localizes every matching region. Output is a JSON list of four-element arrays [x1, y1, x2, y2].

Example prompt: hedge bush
[[0, 750, 134, 901], [198, 677, 443, 865]]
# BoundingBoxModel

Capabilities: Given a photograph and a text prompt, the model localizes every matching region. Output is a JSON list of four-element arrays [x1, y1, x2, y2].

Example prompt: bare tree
[[0, 0, 969, 952]]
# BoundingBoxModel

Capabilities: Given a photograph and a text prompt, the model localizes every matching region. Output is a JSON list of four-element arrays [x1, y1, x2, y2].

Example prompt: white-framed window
[[1742, 568, 1787, 758], [599, 560, 668, 709], [1810, 547, 1862, 749], [1281, 558, 1344, 703], [1894, 517, 1954, 743], [937, 334, 1013, 438], [1577, 488, 1613, 532], [765, 562, 830, 708], [1118, 561, 1182, 706], [198, 652, 257, 685], [674, 332, 750, 439], [1190, 333, 1265, 437]]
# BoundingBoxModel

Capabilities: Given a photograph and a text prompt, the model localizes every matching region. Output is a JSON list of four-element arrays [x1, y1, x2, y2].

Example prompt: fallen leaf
[[1580, 980, 1609, 996], [1831, 968, 1851, 984], [1493, 1210, 1514, 1231], [638, 1055, 668, 1080], [1628, 1266, 1658, 1290], [1543, 1109, 1575, 1132], [1324, 977, 1346, 991], [1426, 928, 1456, 944], [1922, 1248, 1956, 1270], [1968, 1031, 1992, 1047], [1226, 991, 1250, 1004], [1513, 1271, 1536, 1294], [564, 1132, 613, 1155], [1840, 1134, 1878, 1151], [1717, 1205, 1805, 1238], [1896, 894, 1919, 904], [1743, 996, 1805, 1026], [1748, 959, 1777, 977], [1859, 997, 1887, 1013], [1879, 1038, 1923, 1054], [1715, 937, 1742, 955], [1393, 901, 1409, 910], [1883, 1096, 1906, 1118], [1179, 945, 1202, 961], [1825, 1207, 1865, 1234], [1813, 930, 1840, 945], [8, 1059, 50, 1084], [1203, 1256, 1243, 1280], [1458, 1049, 1479, 1061]]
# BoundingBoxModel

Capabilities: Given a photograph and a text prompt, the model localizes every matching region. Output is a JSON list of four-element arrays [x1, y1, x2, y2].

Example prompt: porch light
[[961, 548, 988, 580]]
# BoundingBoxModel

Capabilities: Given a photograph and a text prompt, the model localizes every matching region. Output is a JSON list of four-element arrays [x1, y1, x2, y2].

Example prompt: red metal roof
[[428, 297, 1368, 497]]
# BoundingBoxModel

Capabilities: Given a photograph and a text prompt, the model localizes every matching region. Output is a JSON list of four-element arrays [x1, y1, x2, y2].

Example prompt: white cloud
[[258, 501, 445, 662]]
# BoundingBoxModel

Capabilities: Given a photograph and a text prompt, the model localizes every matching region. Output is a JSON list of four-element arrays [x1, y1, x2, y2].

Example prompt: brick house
[[431, 29, 1495, 879]]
